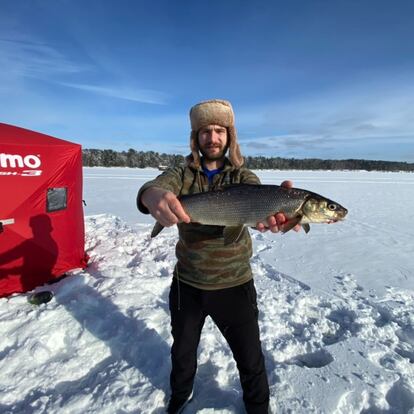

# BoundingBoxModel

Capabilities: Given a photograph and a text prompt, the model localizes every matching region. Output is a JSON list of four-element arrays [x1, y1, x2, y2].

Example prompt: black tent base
[[46, 273, 68, 285]]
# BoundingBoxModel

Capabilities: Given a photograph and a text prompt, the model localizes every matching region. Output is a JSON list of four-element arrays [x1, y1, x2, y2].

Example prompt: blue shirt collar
[[202, 164, 223, 184]]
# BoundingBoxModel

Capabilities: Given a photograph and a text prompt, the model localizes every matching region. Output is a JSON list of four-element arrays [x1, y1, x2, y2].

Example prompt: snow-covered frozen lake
[[83, 167, 414, 295], [1, 167, 413, 413]]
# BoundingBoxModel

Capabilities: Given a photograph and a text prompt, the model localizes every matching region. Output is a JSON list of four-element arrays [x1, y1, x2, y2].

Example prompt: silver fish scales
[[151, 184, 348, 244]]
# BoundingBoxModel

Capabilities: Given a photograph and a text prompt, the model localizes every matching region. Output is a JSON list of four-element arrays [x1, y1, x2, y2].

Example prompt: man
[[137, 99, 299, 413]]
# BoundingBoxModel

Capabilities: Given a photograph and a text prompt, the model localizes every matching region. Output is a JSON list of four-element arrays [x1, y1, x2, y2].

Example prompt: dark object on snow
[[28, 291, 54, 305]]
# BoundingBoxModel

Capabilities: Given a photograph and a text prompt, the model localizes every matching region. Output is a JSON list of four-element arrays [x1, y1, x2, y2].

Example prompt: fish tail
[[151, 221, 164, 238]]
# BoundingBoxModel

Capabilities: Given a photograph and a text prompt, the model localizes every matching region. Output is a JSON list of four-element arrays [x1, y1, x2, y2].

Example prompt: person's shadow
[[0, 214, 58, 293], [55, 280, 171, 391], [0, 276, 172, 413]]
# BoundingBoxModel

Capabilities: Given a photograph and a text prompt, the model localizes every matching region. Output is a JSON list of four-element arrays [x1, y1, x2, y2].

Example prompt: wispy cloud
[[237, 74, 414, 160], [243, 133, 413, 152], [57, 82, 169, 105], [0, 36, 169, 105], [243, 134, 335, 153], [0, 37, 90, 78]]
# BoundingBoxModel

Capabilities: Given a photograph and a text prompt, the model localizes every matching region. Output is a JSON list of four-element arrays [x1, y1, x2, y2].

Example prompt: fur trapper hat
[[186, 99, 244, 168]]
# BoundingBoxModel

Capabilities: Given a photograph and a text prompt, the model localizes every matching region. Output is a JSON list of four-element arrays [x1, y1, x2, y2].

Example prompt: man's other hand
[[255, 180, 302, 233]]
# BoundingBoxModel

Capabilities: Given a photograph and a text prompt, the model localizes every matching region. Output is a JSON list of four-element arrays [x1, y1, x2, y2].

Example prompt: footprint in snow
[[287, 349, 334, 369]]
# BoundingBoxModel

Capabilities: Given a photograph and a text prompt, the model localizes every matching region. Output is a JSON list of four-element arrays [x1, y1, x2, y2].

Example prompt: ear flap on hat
[[227, 126, 243, 168], [187, 130, 201, 168]]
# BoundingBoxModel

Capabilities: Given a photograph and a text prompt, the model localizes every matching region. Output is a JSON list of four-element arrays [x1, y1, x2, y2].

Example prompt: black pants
[[169, 278, 270, 413]]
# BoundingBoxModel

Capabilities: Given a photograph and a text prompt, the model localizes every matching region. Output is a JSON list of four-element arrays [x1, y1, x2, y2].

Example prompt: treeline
[[82, 149, 414, 172], [82, 149, 185, 168], [243, 156, 414, 172]]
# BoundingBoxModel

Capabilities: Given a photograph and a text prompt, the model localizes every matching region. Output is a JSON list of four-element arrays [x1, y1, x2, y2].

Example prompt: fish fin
[[223, 225, 245, 245], [281, 217, 302, 234], [302, 223, 311, 234], [151, 221, 164, 238]]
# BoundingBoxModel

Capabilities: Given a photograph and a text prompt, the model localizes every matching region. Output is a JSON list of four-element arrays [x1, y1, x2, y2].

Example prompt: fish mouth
[[329, 210, 348, 223], [327, 217, 345, 224]]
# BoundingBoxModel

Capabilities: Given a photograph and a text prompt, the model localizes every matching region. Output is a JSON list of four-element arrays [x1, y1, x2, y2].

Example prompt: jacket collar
[[190, 157, 236, 173]]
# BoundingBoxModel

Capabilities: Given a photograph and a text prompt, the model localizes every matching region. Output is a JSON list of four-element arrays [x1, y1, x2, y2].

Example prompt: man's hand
[[141, 188, 191, 227], [255, 180, 301, 233]]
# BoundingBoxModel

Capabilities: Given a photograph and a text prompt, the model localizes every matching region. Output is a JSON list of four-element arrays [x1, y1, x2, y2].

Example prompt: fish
[[151, 184, 348, 245]]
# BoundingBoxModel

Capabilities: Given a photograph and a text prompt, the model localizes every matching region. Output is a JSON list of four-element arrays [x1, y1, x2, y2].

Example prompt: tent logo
[[0, 153, 42, 176], [0, 153, 41, 168]]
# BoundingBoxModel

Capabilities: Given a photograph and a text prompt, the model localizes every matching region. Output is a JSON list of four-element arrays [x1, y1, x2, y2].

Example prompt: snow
[[1, 167, 414, 413]]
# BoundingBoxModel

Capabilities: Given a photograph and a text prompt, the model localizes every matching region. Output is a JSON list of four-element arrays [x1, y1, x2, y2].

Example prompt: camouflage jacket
[[137, 159, 260, 290]]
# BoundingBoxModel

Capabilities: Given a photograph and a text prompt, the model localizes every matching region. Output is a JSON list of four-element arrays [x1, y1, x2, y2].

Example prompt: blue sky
[[1, 0, 414, 162]]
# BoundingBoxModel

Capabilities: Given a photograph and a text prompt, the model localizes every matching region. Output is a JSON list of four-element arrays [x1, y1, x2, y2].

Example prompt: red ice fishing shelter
[[0, 123, 88, 297]]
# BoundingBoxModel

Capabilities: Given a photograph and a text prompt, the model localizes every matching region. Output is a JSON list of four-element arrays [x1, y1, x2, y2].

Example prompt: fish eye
[[328, 203, 337, 211]]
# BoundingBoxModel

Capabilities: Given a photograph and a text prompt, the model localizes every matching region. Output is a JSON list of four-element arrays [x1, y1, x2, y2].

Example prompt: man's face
[[197, 124, 228, 161]]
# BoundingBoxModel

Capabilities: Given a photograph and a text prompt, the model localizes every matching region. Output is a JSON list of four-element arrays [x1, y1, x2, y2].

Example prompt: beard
[[198, 142, 229, 161]]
